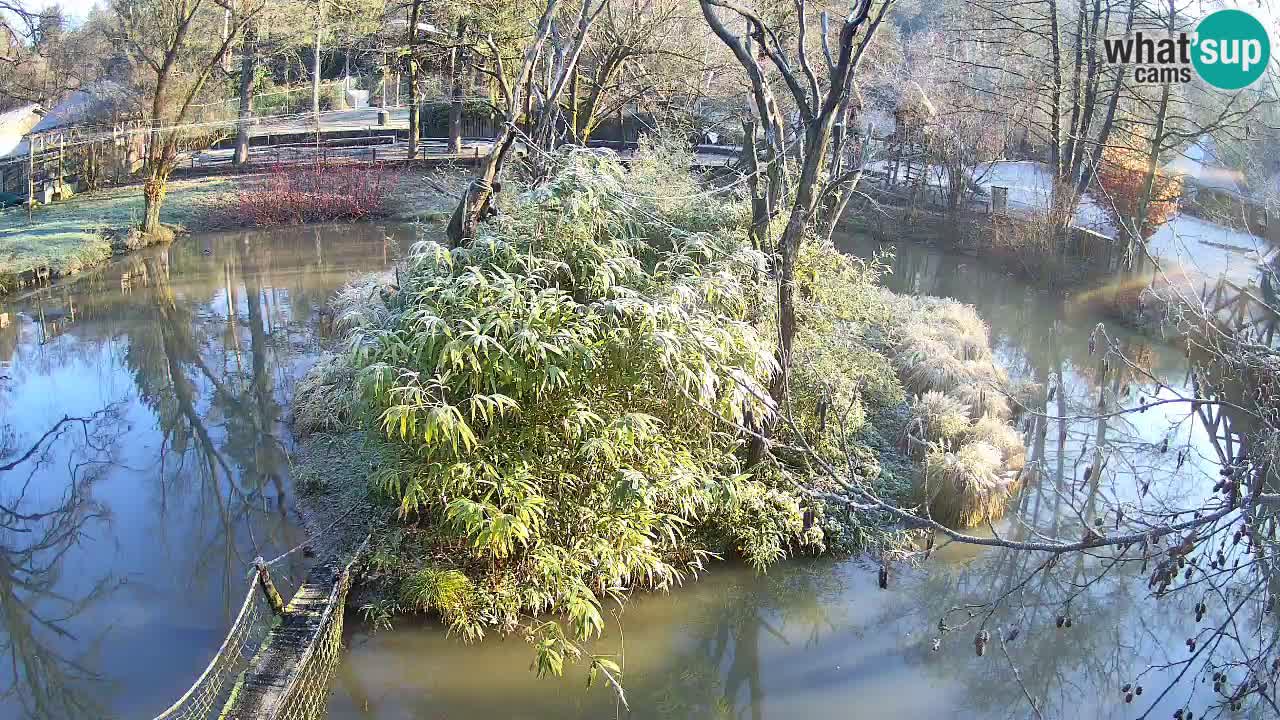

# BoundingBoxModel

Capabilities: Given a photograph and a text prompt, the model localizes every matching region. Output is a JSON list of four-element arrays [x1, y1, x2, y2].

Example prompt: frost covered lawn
[[0, 176, 238, 289]]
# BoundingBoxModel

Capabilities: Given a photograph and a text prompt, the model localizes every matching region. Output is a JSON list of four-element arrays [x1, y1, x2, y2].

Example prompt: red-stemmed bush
[[235, 161, 402, 226]]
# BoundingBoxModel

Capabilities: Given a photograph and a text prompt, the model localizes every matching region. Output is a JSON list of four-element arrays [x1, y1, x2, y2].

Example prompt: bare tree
[[445, 0, 608, 245], [233, 7, 259, 165], [700, 0, 893, 458], [446, 16, 467, 153], [404, 0, 426, 159], [110, 0, 258, 236], [952, 0, 1132, 244], [564, 0, 703, 145], [0, 3, 76, 106]]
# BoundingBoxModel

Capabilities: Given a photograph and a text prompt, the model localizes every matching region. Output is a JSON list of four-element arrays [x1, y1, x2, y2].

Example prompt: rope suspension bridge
[[150, 533, 369, 720]]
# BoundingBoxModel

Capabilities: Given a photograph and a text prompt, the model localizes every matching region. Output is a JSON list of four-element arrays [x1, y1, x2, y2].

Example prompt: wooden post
[[27, 136, 35, 222], [254, 557, 286, 616], [991, 186, 1009, 215]]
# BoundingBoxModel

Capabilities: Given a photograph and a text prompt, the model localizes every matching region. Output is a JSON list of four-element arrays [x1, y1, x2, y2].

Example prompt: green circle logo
[[1192, 9, 1270, 90]]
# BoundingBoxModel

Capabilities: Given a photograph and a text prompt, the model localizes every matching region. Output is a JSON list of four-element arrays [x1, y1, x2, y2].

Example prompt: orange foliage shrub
[[1095, 145, 1183, 238]]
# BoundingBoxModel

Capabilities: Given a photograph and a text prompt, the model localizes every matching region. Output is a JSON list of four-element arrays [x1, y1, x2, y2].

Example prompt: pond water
[[0, 223, 1261, 720], [0, 223, 410, 720], [325, 233, 1264, 720]]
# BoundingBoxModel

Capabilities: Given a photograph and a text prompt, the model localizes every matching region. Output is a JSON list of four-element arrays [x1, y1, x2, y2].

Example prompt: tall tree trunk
[[768, 124, 838, 403], [741, 118, 767, 251], [142, 167, 169, 236], [234, 21, 257, 165], [406, 0, 423, 159], [448, 18, 467, 154], [312, 0, 324, 141]]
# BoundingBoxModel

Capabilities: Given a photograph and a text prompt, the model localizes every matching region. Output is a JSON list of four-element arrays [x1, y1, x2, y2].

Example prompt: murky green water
[[0, 224, 1264, 719], [0, 224, 409, 719], [325, 233, 1265, 720]]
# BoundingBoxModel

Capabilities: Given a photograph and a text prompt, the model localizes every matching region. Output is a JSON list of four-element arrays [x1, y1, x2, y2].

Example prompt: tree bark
[[741, 118, 766, 251], [406, 0, 423, 159], [142, 168, 169, 236], [234, 20, 257, 165], [448, 18, 467, 154]]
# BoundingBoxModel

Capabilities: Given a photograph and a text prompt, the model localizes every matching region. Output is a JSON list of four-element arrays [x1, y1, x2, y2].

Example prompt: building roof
[[0, 104, 44, 158], [1164, 134, 1245, 194], [33, 82, 127, 133]]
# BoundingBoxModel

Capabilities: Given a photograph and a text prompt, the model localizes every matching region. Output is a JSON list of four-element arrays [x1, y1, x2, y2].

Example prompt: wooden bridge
[[1201, 275, 1280, 346], [221, 539, 366, 720], [150, 537, 367, 720]]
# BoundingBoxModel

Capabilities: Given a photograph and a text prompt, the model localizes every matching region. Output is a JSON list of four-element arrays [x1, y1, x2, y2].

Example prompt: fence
[[0, 121, 148, 205], [149, 577, 271, 720], [1201, 275, 1280, 346], [149, 538, 368, 720], [255, 557, 359, 720]]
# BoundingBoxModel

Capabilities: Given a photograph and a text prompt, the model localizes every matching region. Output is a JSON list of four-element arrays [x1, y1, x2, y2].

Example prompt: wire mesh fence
[[265, 560, 357, 720], [149, 576, 271, 720], [141, 512, 367, 720]]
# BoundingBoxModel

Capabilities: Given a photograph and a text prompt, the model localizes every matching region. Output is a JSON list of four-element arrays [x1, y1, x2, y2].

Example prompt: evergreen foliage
[[342, 147, 826, 667]]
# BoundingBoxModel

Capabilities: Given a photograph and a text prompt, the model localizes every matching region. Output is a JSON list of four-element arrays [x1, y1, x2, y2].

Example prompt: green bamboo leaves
[[343, 143, 819, 678]]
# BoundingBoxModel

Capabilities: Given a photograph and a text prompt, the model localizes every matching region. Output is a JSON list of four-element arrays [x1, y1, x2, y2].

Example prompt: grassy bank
[[0, 167, 463, 296], [0, 176, 238, 293]]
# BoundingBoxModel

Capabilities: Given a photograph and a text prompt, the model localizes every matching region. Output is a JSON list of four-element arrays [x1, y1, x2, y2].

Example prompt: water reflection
[[0, 224, 407, 719], [0, 406, 124, 719], [328, 232, 1268, 720]]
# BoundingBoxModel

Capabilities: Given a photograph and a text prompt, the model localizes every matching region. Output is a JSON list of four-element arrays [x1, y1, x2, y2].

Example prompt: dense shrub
[[1095, 144, 1183, 239], [783, 241, 904, 459], [911, 390, 971, 446], [234, 161, 401, 225], [339, 146, 818, 672], [920, 441, 1015, 528]]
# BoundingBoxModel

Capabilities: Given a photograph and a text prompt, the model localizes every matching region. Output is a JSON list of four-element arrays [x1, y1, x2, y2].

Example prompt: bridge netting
[[148, 544, 362, 720]]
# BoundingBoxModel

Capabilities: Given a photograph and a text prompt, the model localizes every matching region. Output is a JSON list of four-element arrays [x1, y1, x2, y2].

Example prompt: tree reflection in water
[[868, 235, 1268, 718], [0, 224, 405, 719], [0, 407, 127, 720]]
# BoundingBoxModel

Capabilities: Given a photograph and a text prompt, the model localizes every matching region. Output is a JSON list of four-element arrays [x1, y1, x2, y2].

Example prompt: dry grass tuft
[[929, 303, 992, 361], [950, 381, 1012, 420], [892, 302, 1001, 395], [291, 355, 360, 436], [911, 390, 971, 445], [900, 347, 970, 395], [967, 414, 1026, 471], [918, 442, 1018, 528], [885, 295, 1028, 526]]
